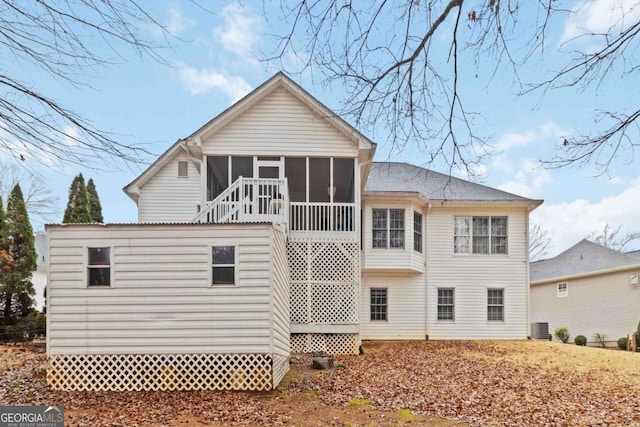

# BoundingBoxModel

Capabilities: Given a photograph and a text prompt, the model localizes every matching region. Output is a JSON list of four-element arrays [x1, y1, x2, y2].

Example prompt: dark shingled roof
[[530, 239, 640, 283], [365, 162, 536, 201]]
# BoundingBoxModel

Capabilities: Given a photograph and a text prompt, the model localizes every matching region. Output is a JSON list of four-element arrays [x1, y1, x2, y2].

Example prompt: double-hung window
[[212, 246, 236, 285], [413, 212, 423, 253], [87, 247, 111, 286], [557, 282, 568, 297], [370, 288, 388, 321], [487, 289, 504, 321], [454, 216, 508, 254], [372, 208, 405, 249], [437, 288, 454, 321]]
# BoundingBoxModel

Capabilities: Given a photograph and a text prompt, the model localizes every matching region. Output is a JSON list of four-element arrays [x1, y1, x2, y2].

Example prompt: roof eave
[[531, 262, 640, 285]]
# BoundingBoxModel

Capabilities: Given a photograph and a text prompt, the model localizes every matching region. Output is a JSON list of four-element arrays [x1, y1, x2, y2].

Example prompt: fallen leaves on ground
[[1, 340, 639, 426]]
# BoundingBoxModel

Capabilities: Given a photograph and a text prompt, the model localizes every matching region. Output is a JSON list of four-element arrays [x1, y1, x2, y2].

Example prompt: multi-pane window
[[370, 288, 388, 321], [372, 208, 405, 249], [87, 247, 111, 286], [437, 288, 454, 321], [557, 282, 568, 298], [487, 289, 504, 321], [212, 246, 235, 285], [454, 216, 508, 254], [413, 212, 423, 253]]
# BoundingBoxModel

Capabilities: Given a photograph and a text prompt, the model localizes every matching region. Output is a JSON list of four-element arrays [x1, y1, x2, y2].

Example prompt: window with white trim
[[372, 208, 405, 249], [557, 282, 568, 297], [87, 247, 111, 286], [413, 212, 423, 253], [454, 216, 508, 254], [212, 246, 236, 285], [370, 288, 387, 321], [437, 288, 454, 321], [178, 161, 189, 177], [487, 289, 504, 321]]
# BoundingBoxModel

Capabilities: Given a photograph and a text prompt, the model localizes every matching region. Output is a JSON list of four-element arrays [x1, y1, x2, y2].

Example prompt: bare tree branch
[[0, 0, 183, 169], [589, 223, 640, 252], [529, 222, 551, 262], [269, 0, 640, 175]]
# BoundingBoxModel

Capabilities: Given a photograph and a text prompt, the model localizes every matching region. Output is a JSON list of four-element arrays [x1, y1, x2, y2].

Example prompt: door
[[255, 158, 283, 215]]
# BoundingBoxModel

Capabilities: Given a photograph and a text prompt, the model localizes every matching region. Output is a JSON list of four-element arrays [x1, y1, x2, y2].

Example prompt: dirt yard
[[1, 340, 640, 426]]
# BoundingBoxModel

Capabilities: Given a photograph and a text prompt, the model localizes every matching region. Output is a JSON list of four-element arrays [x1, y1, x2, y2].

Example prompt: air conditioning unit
[[531, 322, 549, 340]]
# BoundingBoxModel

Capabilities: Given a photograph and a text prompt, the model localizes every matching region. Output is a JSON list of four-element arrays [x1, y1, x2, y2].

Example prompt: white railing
[[289, 202, 356, 232], [194, 177, 289, 227]]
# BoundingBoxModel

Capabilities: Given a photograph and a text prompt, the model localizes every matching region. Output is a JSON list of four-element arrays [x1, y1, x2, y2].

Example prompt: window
[[372, 208, 405, 249], [87, 247, 111, 286], [487, 289, 504, 321], [437, 288, 454, 321], [557, 282, 568, 297], [454, 216, 508, 254], [178, 161, 188, 177], [413, 212, 423, 253], [212, 246, 236, 285], [370, 288, 387, 321]]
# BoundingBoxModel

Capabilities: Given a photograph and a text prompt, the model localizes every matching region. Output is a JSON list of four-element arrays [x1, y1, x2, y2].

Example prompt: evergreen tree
[[86, 178, 104, 223], [63, 173, 91, 223], [2, 184, 37, 327]]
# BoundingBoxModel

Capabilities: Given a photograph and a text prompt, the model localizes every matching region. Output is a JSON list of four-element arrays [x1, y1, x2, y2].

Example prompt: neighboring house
[[32, 231, 48, 312], [530, 239, 640, 346], [46, 72, 542, 392]]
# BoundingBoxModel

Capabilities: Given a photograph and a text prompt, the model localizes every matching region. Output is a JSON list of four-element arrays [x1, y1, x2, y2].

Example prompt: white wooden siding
[[202, 87, 358, 157], [531, 269, 640, 345], [138, 152, 200, 223], [362, 202, 425, 273], [426, 207, 529, 339], [271, 226, 290, 357], [47, 223, 277, 355], [360, 274, 426, 339]]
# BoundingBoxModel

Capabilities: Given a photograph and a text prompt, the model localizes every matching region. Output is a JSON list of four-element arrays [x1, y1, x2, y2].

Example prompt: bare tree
[[0, 163, 59, 229], [529, 222, 552, 262], [0, 1, 179, 168], [269, 1, 640, 174], [589, 224, 640, 251]]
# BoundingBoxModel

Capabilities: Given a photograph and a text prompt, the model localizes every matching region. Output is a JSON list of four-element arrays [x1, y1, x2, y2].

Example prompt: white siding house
[[531, 240, 640, 347], [47, 72, 542, 391]]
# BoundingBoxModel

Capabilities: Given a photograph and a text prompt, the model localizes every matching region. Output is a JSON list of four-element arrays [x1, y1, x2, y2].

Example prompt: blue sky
[[5, 0, 640, 259]]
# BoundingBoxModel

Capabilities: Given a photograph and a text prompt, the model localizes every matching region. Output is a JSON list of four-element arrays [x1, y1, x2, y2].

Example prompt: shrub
[[593, 332, 607, 348], [574, 335, 587, 346], [618, 337, 628, 350], [548, 333, 552, 341], [554, 327, 570, 343]]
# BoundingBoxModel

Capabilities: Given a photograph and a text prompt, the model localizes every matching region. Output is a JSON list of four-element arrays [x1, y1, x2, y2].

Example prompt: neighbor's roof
[[530, 239, 640, 283], [364, 162, 542, 203]]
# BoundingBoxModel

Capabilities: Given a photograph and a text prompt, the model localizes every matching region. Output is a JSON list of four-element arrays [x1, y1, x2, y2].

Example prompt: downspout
[[525, 204, 532, 338], [425, 202, 432, 339]]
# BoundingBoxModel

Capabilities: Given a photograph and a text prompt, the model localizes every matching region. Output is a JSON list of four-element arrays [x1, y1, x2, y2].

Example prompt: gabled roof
[[364, 162, 542, 203], [530, 239, 640, 283], [123, 72, 376, 202]]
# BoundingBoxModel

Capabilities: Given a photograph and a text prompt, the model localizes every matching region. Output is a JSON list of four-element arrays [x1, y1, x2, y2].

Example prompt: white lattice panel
[[287, 241, 308, 282], [310, 283, 358, 323], [290, 282, 308, 323], [310, 242, 359, 282], [48, 353, 276, 391], [290, 334, 359, 355]]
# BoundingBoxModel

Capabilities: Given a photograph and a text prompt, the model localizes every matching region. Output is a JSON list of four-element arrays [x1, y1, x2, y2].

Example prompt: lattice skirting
[[47, 353, 281, 391], [290, 333, 360, 355]]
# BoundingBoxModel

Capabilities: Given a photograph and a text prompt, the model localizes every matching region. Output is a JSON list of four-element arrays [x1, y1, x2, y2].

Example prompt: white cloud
[[214, 3, 263, 57], [497, 159, 552, 198], [165, 6, 194, 36], [494, 122, 566, 152], [561, 0, 640, 44], [532, 177, 640, 256], [176, 64, 252, 102]]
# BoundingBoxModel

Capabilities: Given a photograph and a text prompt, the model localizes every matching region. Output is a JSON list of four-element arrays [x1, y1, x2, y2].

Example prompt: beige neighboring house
[[530, 239, 640, 346], [46, 72, 542, 392]]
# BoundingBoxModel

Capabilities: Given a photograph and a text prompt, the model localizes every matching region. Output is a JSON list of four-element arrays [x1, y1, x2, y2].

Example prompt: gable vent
[[178, 161, 189, 177]]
